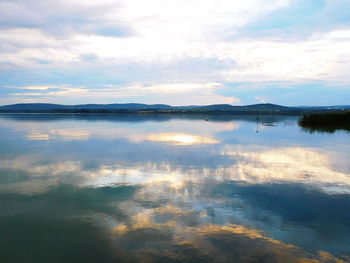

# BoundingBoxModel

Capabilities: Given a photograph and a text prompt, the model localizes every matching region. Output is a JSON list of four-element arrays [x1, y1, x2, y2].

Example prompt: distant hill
[[0, 103, 66, 110], [0, 103, 173, 111], [198, 103, 294, 112], [0, 103, 349, 114]]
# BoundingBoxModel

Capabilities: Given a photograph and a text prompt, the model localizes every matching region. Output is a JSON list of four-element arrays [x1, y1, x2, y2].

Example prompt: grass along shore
[[299, 111, 350, 132]]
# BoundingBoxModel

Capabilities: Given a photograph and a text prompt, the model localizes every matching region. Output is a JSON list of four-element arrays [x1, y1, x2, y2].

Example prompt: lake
[[0, 114, 349, 263]]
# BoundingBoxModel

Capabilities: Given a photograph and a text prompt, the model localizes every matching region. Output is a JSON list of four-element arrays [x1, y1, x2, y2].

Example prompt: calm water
[[0, 114, 349, 263]]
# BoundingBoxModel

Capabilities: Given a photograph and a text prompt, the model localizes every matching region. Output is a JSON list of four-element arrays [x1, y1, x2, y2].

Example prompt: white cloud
[[8, 85, 88, 97], [1, 0, 350, 105], [0, 0, 293, 66], [255, 96, 267, 103], [116, 0, 291, 37], [7, 83, 239, 105], [220, 30, 350, 82], [2, 9, 350, 82]]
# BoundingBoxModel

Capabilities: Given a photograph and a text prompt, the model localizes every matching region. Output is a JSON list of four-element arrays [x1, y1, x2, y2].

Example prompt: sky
[[0, 0, 350, 106]]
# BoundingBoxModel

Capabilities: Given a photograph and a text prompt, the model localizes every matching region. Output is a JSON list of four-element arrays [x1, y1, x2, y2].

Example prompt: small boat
[[262, 122, 276, 126]]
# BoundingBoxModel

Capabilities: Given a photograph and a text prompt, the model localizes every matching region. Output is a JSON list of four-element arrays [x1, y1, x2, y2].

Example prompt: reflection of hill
[[0, 113, 295, 123]]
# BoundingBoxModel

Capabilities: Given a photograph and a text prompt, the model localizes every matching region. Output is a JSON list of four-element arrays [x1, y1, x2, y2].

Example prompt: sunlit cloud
[[5, 82, 239, 105], [10, 93, 43, 97], [255, 96, 267, 103], [8, 85, 88, 99], [145, 83, 221, 93], [21, 86, 51, 90]]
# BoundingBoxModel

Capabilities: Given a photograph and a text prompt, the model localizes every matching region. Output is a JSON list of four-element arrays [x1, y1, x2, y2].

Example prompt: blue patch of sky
[[220, 81, 350, 106], [95, 26, 132, 37], [0, 67, 126, 88], [241, 0, 350, 37], [247, 0, 325, 30]]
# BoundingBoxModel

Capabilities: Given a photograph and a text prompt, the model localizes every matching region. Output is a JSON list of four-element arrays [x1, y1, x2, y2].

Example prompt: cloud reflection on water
[[0, 114, 350, 261], [147, 132, 219, 145], [1, 146, 349, 194]]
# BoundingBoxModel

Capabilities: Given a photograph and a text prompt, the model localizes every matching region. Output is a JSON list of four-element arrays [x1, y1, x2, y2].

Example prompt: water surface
[[0, 114, 349, 263]]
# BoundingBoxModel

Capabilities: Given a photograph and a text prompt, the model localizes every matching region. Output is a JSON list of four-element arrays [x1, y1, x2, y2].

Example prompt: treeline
[[0, 108, 305, 115], [0, 109, 133, 114], [299, 111, 350, 132]]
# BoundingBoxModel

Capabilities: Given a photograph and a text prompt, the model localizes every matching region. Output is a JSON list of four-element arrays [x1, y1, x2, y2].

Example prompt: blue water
[[0, 114, 349, 263]]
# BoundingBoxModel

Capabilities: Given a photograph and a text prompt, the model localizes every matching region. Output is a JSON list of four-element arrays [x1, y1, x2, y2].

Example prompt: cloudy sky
[[0, 0, 350, 106]]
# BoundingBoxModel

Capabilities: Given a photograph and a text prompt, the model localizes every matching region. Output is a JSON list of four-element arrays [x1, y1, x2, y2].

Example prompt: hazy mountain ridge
[[0, 103, 172, 110], [0, 103, 349, 114]]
